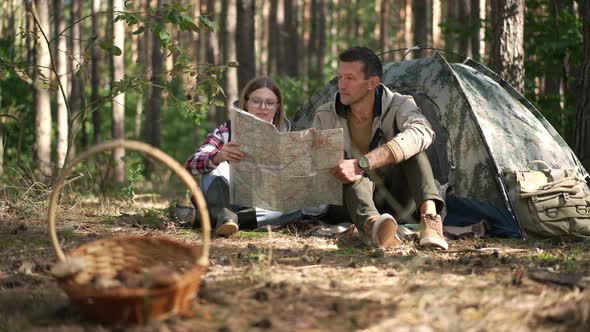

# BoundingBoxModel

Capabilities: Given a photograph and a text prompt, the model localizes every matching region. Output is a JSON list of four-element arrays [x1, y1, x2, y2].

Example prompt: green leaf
[[132, 26, 145, 35], [158, 30, 171, 45], [112, 46, 122, 56], [199, 16, 218, 31]]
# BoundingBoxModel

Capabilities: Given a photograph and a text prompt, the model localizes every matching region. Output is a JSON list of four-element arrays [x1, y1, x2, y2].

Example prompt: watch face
[[359, 156, 369, 169]]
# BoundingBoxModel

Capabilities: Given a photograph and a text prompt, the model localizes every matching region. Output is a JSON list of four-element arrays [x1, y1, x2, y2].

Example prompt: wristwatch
[[357, 155, 371, 176]]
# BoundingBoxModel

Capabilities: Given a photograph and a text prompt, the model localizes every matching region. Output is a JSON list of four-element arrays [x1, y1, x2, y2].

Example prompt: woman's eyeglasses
[[248, 98, 279, 110]]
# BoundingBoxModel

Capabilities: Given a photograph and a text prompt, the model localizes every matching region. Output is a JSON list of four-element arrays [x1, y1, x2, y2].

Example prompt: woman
[[186, 76, 300, 236]]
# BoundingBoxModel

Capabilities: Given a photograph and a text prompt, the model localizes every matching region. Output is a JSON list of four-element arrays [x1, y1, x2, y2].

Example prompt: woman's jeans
[[201, 162, 301, 228]]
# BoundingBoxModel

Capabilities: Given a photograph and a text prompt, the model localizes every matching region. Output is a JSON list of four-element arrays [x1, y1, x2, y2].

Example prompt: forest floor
[[1, 196, 590, 332]]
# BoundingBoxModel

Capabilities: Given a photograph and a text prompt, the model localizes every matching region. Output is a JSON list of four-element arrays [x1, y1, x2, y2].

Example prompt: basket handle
[[47, 139, 211, 267]]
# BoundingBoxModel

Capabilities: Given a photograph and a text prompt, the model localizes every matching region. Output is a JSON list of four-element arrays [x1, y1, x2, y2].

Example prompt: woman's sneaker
[[360, 214, 401, 249], [419, 214, 448, 250], [215, 218, 238, 237]]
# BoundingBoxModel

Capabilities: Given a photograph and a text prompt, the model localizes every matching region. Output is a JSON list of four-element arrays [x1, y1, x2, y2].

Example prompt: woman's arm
[[185, 122, 230, 175]]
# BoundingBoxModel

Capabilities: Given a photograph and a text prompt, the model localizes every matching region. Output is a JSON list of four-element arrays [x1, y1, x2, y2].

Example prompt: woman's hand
[[213, 142, 245, 164]]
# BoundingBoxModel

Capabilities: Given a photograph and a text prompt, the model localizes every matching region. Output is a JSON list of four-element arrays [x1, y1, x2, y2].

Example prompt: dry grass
[[1, 197, 590, 331]]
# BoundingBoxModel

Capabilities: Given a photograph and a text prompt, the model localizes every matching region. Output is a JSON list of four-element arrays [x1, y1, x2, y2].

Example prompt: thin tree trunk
[[432, 0, 443, 49], [275, 0, 287, 76], [68, 0, 80, 159], [458, 0, 471, 57], [91, 0, 102, 144], [470, 0, 481, 60], [381, 0, 391, 58], [54, 0, 68, 169], [146, 0, 163, 149], [490, 0, 525, 93], [574, 0, 590, 171], [33, 0, 52, 178], [413, 0, 428, 58], [236, 0, 256, 91], [329, 0, 339, 70], [300, 0, 311, 79], [260, 1, 270, 75], [267, 0, 278, 76], [316, 0, 326, 82], [445, 0, 457, 52], [284, 0, 298, 76], [112, 0, 126, 183], [309, 0, 318, 77], [404, 0, 413, 58], [221, 0, 238, 122]]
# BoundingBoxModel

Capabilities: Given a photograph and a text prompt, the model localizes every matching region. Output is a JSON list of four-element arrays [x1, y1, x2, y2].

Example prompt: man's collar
[[335, 84, 384, 118]]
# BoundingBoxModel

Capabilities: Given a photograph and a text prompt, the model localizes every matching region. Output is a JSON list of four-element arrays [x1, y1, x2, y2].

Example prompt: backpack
[[504, 160, 590, 239]]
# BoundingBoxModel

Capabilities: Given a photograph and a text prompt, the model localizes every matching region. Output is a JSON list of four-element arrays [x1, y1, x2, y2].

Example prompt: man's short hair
[[339, 46, 383, 79]]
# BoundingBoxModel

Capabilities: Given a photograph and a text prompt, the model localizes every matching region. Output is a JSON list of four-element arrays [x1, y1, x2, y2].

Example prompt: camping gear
[[504, 160, 590, 239], [294, 50, 589, 238], [47, 140, 211, 324]]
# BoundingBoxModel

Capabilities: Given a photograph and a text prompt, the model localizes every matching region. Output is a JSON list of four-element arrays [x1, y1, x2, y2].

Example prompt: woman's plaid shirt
[[185, 121, 231, 175]]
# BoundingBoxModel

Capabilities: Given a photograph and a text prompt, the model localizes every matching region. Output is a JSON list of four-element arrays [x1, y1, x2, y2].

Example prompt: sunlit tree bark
[[112, 0, 125, 183], [54, 0, 68, 169], [31, 0, 52, 178], [490, 0, 525, 93]]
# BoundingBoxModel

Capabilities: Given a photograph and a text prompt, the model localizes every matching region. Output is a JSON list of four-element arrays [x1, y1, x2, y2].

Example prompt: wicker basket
[[47, 140, 211, 324]]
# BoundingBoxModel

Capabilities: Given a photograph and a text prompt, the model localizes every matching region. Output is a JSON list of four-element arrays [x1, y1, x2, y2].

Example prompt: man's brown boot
[[419, 214, 448, 250], [359, 213, 401, 249]]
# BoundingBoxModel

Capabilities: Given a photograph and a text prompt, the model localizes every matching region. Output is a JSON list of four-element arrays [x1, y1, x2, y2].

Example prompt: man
[[313, 46, 448, 250]]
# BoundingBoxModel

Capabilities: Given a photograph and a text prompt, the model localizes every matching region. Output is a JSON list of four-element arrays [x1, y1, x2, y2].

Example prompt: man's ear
[[368, 76, 380, 90]]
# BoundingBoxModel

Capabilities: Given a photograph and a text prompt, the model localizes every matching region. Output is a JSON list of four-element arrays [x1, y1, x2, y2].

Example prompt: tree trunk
[[220, 0, 238, 122], [112, 0, 126, 184], [267, 0, 279, 76], [381, 0, 391, 58], [404, 0, 413, 55], [236, 0, 256, 91], [433, 0, 444, 49], [276, 0, 288, 76], [34, 0, 52, 178], [413, 0, 428, 58], [470, 0, 482, 60], [328, 0, 339, 70], [457, 0, 471, 57], [444, 0, 457, 52], [91, 0, 102, 144], [490, 0, 525, 93], [26, 7, 35, 78], [284, 0, 299, 76], [574, 0, 590, 171], [146, 0, 163, 148], [54, 0, 68, 169], [68, 0, 83, 159]]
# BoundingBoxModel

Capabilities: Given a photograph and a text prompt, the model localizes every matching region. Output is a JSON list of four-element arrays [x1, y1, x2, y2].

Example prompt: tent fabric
[[294, 52, 588, 237]]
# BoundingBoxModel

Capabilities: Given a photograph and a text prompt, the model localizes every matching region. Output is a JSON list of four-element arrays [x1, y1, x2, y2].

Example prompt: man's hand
[[213, 142, 244, 164], [330, 159, 364, 184]]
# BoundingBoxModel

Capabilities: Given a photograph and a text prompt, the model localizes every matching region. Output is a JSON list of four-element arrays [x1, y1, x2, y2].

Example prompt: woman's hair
[[239, 76, 285, 130]]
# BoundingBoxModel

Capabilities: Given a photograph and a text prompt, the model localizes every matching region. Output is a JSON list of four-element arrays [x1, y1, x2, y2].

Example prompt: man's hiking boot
[[419, 214, 448, 250], [359, 213, 401, 249]]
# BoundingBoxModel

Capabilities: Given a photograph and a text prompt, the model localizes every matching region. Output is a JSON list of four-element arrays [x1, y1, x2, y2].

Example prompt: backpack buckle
[[563, 193, 570, 201], [545, 208, 558, 218], [531, 196, 539, 203]]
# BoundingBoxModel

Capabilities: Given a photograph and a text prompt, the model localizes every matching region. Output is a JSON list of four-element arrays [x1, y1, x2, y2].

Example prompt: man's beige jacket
[[312, 84, 435, 164]]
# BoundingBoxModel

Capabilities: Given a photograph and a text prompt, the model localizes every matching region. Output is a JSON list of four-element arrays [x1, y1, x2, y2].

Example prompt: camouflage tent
[[294, 52, 589, 236]]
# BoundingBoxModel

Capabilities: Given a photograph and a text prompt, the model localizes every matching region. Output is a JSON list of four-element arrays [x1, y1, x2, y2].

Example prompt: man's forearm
[[365, 140, 404, 170]]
